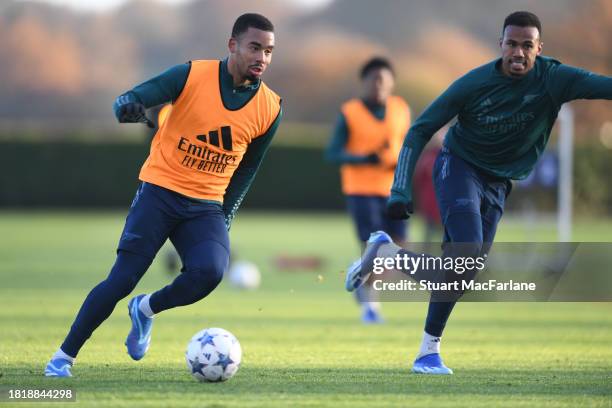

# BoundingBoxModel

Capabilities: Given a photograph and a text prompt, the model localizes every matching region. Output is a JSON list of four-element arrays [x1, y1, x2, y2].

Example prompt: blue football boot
[[345, 231, 393, 292], [361, 306, 384, 324], [412, 353, 453, 375], [44, 358, 73, 377], [125, 294, 153, 361]]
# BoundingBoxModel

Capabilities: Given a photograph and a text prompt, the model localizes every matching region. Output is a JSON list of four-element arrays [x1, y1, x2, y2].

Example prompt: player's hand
[[365, 153, 380, 164], [117, 102, 154, 128], [386, 199, 414, 220]]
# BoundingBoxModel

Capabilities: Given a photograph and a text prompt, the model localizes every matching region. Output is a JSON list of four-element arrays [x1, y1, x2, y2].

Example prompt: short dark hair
[[231, 13, 274, 38], [360, 57, 394, 79], [503, 11, 542, 37]]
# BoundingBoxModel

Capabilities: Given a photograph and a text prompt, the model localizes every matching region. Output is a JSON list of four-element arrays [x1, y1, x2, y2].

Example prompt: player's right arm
[[113, 63, 191, 125], [324, 113, 379, 165], [387, 79, 466, 219]]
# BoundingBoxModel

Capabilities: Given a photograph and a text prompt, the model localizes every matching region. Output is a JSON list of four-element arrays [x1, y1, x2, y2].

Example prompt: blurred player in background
[[326, 57, 411, 323], [45, 13, 282, 377], [346, 11, 611, 374]]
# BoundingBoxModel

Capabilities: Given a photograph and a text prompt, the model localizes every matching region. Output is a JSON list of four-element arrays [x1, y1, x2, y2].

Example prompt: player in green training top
[[345, 11, 611, 374]]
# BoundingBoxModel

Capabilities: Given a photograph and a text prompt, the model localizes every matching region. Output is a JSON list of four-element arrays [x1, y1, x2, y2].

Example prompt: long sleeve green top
[[391, 55, 612, 202]]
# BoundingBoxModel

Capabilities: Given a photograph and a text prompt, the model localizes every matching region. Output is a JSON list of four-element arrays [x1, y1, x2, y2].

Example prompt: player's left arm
[[552, 64, 612, 103], [222, 108, 283, 230]]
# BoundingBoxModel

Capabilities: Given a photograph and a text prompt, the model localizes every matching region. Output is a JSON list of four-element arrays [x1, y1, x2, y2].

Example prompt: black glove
[[118, 102, 154, 128], [365, 153, 380, 164], [386, 199, 414, 220]]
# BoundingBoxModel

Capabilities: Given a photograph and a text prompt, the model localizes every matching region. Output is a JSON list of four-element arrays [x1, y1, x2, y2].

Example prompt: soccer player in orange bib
[[326, 57, 411, 323], [45, 13, 281, 377]]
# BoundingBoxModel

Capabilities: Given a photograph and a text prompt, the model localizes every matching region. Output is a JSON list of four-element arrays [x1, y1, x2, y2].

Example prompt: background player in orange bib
[[326, 57, 411, 323], [44, 13, 281, 377]]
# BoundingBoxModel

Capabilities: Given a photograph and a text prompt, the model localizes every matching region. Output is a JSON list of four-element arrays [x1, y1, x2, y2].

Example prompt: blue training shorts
[[117, 182, 229, 260], [433, 147, 511, 244]]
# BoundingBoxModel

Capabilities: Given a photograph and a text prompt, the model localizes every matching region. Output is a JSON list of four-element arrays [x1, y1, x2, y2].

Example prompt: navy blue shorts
[[117, 182, 229, 262], [346, 195, 408, 242], [433, 147, 511, 245]]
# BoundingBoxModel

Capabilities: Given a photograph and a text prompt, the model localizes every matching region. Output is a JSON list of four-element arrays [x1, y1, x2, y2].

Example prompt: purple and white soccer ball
[[185, 327, 242, 382]]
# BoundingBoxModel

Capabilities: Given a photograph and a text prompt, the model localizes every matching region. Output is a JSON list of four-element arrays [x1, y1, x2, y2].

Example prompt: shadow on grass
[[2, 365, 611, 398]]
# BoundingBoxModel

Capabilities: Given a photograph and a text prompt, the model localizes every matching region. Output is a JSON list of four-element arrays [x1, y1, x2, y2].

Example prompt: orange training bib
[[139, 60, 281, 202], [340, 96, 410, 196]]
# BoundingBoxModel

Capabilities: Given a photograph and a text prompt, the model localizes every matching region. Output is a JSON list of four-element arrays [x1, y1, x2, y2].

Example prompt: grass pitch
[[0, 211, 611, 407]]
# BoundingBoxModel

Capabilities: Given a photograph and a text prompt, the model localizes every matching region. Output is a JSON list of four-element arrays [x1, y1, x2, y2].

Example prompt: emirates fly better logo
[[177, 126, 238, 174]]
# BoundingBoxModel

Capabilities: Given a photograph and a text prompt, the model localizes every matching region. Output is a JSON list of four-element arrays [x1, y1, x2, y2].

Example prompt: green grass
[[0, 211, 611, 407]]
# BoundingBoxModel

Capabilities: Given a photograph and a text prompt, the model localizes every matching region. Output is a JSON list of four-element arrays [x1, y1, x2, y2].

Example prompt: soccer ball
[[185, 328, 242, 382], [227, 260, 261, 290]]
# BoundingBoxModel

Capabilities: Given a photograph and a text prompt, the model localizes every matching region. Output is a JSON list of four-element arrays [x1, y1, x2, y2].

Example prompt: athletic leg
[[346, 195, 380, 244], [413, 149, 485, 375], [46, 183, 177, 374], [149, 203, 229, 313], [414, 176, 508, 374], [346, 195, 386, 322], [424, 149, 484, 338], [382, 195, 408, 245], [60, 251, 152, 358], [480, 179, 510, 253]]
